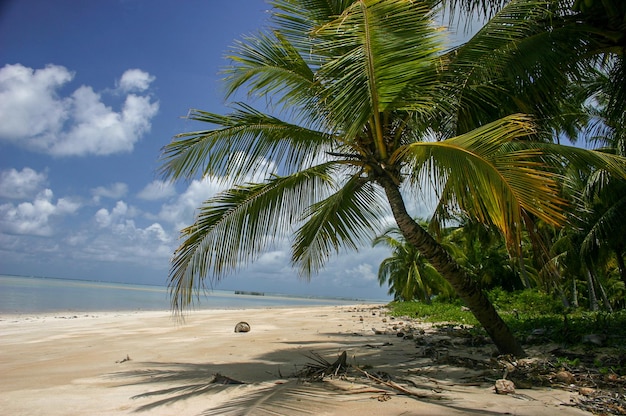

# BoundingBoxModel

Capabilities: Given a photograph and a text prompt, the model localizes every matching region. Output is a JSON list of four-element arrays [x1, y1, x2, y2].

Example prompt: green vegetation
[[389, 298, 478, 326], [162, 0, 626, 358], [389, 289, 626, 349]]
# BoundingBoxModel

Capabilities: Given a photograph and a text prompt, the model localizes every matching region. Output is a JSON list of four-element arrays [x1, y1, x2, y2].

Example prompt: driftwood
[[297, 351, 441, 401], [352, 366, 438, 399]]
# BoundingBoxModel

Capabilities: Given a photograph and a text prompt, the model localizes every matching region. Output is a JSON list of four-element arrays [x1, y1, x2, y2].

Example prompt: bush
[[388, 289, 626, 347], [487, 288, 564, 316]]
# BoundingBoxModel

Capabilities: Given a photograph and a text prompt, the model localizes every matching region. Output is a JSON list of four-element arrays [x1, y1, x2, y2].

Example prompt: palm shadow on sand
[[107, 331, 517, 416]]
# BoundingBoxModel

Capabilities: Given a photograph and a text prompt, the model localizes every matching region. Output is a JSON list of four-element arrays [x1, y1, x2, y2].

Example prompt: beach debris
[[234, 321, 250, 333], [298, 351, 349, 380], [555, 370, 576, 384], [116, 354, 131, 364], [567, 389, 626, 415], [353, 366, 436, 399], [494, 379, 516, 394], [297, 351, 439, 401], [212, 373, 245, 385], [579, 387, 596, 396], [364, 342, 393, 348], [377, 392, 392, 401]]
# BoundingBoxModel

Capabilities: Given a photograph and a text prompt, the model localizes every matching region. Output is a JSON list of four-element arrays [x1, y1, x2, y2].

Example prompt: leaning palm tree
[[160, 0, 626, 356]]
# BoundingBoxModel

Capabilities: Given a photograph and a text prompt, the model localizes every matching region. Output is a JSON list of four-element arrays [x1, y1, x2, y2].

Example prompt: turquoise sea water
[[0, 275, 375, 313]]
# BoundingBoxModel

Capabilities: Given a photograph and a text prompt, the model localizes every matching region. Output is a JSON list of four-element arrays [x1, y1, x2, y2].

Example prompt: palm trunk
[[598, 280, 613, 312], [586, 268, 599, 312], [589, 267, 613, 312], [380, 179, 526, 357], [556, 283, 570, 308], [518, 252, 532, 289], [615, 247, 626, 287]]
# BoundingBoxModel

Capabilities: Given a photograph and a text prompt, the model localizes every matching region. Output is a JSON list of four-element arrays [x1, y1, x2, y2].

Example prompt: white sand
[[0, 305, 590, 415]]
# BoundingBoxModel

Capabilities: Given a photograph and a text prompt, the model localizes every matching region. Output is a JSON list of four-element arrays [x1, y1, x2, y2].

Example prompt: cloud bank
[[0, 64, 159, 156], [0, 168, 48, 199]]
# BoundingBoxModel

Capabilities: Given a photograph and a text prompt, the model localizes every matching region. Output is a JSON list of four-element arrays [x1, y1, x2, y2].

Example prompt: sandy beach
[[0, 305, 591, 415]]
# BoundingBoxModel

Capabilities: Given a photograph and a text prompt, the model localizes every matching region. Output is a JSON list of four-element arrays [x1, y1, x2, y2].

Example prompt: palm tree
[[444, 0, 625, 137], [160, 0, 626, 356], [373, 226, 454, 302], [443, 220, 527, 291], [580, 70, 626, 288], [442, 0, 626, 304]]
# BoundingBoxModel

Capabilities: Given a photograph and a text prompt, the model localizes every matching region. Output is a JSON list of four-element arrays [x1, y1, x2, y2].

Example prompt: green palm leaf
[[223, 31, 324, 119], [398, 114, 566, 250], [270, 0, 355, 47], [169, 163, 338, 311], [581, 194, 626, 259], [313, 0, 443, 141], [160, 104, 333, 182], [445, 0, 591, 135], [293, 174, 388, 276]]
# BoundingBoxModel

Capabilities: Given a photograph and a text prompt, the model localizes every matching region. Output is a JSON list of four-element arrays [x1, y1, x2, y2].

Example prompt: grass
[[388, 289, 626, 348], [389, 298, 478, 326]]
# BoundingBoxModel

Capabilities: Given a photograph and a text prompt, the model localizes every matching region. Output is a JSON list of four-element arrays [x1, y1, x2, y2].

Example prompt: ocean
[[0, 275, 375, 313]]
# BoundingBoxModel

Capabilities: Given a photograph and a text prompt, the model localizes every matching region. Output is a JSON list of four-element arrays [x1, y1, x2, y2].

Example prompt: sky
[[0, 1, 462, 301]]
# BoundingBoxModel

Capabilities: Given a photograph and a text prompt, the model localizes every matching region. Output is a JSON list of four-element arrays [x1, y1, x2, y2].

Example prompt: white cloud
[[0, 63, 159, 156], [117, 69, 155, 92], [0, 64, 72, 143], [95, 201, 124, 228], [94, 200, 141, 228], [0, 189, 81, 236], [85, 200, 173, 266], [91, 182, 128, 203], [137, 180, 177, 201], [344, 263, 377, 282], [158, 177, 227, 230], [49, 87, 159, 156], [0, 167, 48, 199], [79, 223, 173, 266], [325, 247, 389, 291]]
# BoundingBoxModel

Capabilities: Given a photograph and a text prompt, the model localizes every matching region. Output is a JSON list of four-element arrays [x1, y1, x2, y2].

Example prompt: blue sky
[[0, 0, 429, 300]]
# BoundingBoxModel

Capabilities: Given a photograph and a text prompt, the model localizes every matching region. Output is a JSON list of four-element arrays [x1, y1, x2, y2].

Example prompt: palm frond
[[398, 114, 566, 251], [439, 0, 509, 20], [159, 104, 333, 182], [270, 0, 355, 49], [313, 0, 444, 139], [223, 31, 324, 120], [292, 175, 388, 277], [168, 163, 338, 311], [534, 143, 626, 181], [581, 194, 626, 259], [445, 0, 590, 135]]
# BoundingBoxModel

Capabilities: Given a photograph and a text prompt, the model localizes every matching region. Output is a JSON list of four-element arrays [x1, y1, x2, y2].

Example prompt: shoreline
[[0, 305, 590, 415], [0, 300, 387, 319], [0, 274, 388, 314]]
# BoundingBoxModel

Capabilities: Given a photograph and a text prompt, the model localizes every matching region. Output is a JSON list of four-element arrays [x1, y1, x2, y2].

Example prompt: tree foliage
[[161, 0, 626, 355]]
